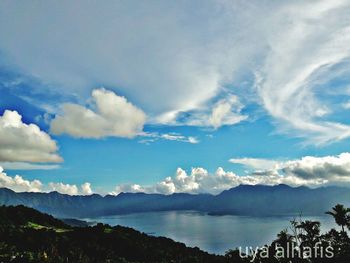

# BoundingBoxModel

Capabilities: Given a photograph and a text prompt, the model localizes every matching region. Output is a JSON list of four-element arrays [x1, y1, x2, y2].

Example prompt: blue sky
[[1, 0, 350, 195]]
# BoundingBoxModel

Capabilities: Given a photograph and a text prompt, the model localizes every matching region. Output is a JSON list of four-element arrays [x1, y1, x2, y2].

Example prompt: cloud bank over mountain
[[2, 152, 350, 195], [111, 153, 350, 194], [0, 166, 92, 195], [0, 166, 42, 193]]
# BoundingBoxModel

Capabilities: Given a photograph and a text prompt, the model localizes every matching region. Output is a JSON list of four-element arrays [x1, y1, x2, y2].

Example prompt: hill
[[0, 205, 229, 263]]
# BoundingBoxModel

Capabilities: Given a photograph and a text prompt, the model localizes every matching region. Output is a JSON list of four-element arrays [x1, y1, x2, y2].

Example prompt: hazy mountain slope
[[209, 184, 350, 215], [1, 184, 350, 218]]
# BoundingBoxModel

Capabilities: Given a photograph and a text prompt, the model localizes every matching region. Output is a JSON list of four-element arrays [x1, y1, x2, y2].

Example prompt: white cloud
[[48, 182, 79, 195], [114, 153, 350, 194], [0, 166, 42, 192], [255, 0, 350, 144], [2, 153, 350, 195], [112, 166, 329, 195], [160, 134, 198, 143], [0, 0, 239, 120], [50, 88, 146, 138], [229, 157, 281, 170], [2, 1, 350, 142], [208, 96, 247, 129], [139, 132, 199, 144], [342, 101, 350, 109], [0, 162, 60, 170], [181, 95, 248, 129], [113, 166, 324, 195], [230, 153, 350, 185], [0, 166, 94, 195], [0, 110, 63, 163], [81, 182, 93, 195], [282, 153, 350, 183], [112, 184, 144, 195], [48, 182, 94, 195]]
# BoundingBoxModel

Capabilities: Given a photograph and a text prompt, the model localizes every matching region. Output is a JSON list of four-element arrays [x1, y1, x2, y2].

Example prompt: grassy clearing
[[26, 222, 69, 233]]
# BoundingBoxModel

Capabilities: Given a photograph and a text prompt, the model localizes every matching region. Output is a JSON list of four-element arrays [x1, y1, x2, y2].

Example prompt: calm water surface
[[90, 211, 335, 255]]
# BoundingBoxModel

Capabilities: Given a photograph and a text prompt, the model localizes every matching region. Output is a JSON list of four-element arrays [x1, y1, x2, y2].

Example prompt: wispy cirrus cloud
[[255, 0, 350, 144], [1, 1, 350, 143]]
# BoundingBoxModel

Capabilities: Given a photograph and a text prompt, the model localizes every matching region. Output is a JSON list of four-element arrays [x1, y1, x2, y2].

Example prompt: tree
[[276, 229, 294, 246], [326, 204, 350, 233]]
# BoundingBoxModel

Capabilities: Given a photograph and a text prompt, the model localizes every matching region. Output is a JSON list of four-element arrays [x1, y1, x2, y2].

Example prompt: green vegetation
[[0, 205, 225, 263], [226, 204, 350, 263], [1, 204, 350, 262], [325, 204, 350, 233], [25, 222, 69, 233]]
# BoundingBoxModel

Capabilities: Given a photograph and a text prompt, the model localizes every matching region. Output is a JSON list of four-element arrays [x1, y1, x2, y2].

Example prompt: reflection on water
[[89, 211, 335, 255]]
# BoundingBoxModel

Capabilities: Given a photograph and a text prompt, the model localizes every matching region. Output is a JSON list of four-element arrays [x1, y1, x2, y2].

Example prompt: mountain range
[[1, 184, 350, 218]]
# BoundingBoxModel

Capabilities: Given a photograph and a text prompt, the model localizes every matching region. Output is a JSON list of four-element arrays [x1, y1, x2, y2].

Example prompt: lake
[[90, 211, 336, 255]]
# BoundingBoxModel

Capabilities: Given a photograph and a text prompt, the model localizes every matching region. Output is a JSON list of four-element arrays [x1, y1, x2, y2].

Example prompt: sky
[[1, 0, 350, 195]]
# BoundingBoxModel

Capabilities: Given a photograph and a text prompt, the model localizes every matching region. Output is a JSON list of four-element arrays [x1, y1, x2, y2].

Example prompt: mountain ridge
[[1, 184, 350, 218]]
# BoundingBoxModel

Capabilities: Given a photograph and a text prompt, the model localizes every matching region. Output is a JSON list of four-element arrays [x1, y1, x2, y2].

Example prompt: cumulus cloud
[[50, 88, 146, 138], [113, 184, 144, 195], [48, 182, 79, 195], [0, 110, 62, 163], [81, 182, 93, 195], [113, 166, 325, 195], [282, 153, 350, 183], [114, 153, 350, 194], [2, 153, 350, 195], [0, 166, 93, 195], [48, 182, 94, 195], [230, 153, 350, 184], [0, 166, 42, 192]]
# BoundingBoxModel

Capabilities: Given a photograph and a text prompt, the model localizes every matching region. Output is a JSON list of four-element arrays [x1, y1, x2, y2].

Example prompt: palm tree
[[326, 204, 350, 233]]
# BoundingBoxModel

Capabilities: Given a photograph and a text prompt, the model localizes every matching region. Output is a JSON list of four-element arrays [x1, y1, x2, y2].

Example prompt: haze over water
[[92, 211, 335, 255]]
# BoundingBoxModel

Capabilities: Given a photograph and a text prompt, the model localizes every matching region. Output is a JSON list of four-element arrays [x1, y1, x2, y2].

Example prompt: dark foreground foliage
[[226, 204, 350, 263], [1, 204, 350, 262], [0, 205, 227, 263]]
